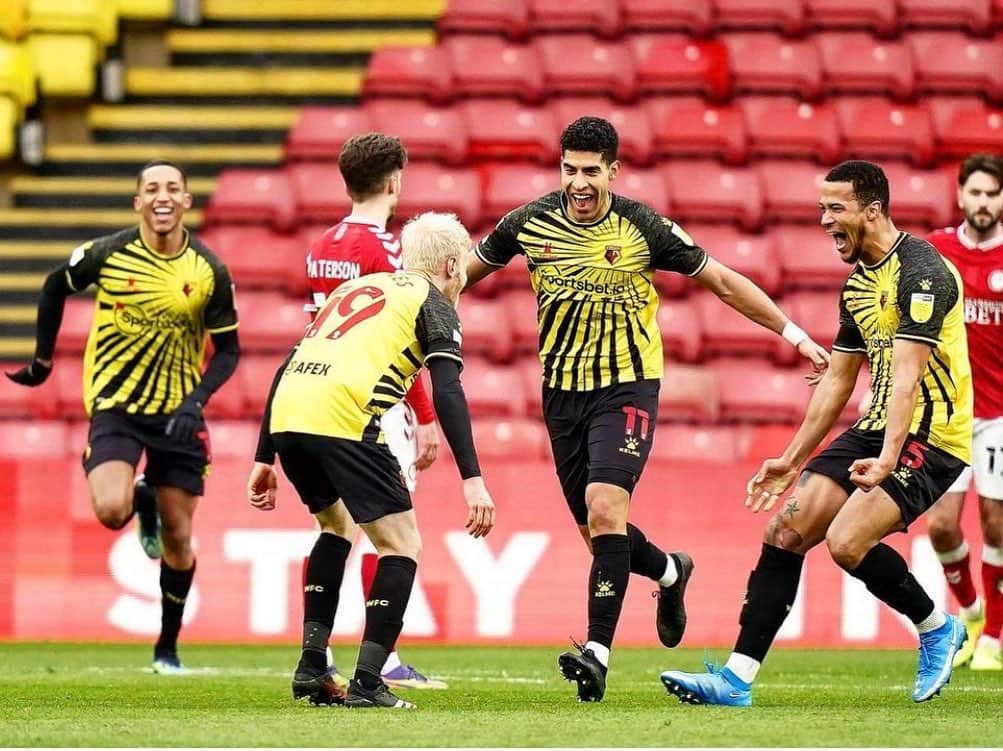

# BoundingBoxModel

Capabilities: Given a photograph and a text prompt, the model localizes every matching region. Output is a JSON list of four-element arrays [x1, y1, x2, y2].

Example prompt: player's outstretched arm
[[4, 264, 76, 386], [462, 251, 500, 293]]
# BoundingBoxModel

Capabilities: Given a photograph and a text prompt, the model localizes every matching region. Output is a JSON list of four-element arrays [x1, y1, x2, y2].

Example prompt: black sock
[[734, 544, 804, 663], [586, 533, 631, 649], [300, 533, 352, 672], [626, 523, 668, 581], [155, 559, 196, 657], [353, 555, 417, 686], [845, 542, 935, 624]]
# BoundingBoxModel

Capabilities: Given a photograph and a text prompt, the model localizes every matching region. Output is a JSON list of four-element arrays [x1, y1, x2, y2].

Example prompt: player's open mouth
[[153, 207, 174, 219], [829, 231, 847, 251], [570, 193, 594, 212]]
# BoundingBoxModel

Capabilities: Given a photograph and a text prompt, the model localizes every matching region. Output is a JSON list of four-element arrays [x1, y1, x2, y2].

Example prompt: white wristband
[[782, 321, 808, 347]]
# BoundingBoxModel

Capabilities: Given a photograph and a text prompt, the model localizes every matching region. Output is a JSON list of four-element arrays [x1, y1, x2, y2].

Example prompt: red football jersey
[[305, 217, 403, 311], [927, 224, 1003, 418]]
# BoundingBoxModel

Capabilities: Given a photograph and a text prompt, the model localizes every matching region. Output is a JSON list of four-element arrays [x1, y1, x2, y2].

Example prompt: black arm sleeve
[[34, 264, 74, 360], [254, 348, 294, 464], [190, 328, 240, 405], [428, 357, 481, 479]]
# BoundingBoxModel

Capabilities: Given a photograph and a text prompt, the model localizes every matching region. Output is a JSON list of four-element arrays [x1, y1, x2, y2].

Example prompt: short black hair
[[560, 117, 619, 165], [958, 153, 1003, 188], [824, 160, 890, 215], [137, 160, 188, 190], [338, 132, 408, 201]]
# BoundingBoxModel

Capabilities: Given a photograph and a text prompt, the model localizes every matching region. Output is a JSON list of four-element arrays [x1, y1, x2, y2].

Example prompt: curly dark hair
[[559, 117, 619, 165], [338, 132, 408, 201], [958, 153, 1003, 188], [825, 160, 890, 215]]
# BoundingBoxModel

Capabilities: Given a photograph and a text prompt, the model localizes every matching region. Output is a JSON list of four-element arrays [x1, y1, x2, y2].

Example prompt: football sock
[[584, 641, 610, 669], [586, 533, 631, 649], [300, 533, 351, 672], [382, 650, 402, 673], [846, 543, 935, 625], [915, 609, 947, 634], [734, 544, 804, 663], [354, 555, 417, 686], [155, 559, 195, 657], [982, 545, 1003, 639], [937, 541, 978, 609], [724, 653, 761, 685], [625, 523, 670, 581], [361, 552, 378, 598]]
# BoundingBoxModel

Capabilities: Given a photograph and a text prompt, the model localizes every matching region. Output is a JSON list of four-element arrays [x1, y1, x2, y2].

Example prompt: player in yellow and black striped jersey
[[5, 160, 239, 675], [464, 116, 829, 703]]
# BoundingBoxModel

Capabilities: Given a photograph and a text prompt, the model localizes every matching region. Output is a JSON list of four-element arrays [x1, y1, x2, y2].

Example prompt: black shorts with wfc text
[[804, 427, 968, 529], [543, 378, 659, 525], [273, 431, 412, 523]]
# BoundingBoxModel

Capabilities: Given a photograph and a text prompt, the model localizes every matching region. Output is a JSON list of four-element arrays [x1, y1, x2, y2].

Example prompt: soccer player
[[660, 160, 972, 706], [923, 153, 1003, 671], [247, 211, 495, 709], [5, 160, 239, 674], [301, 132, 445, 690], [464, 117, 829, 702]]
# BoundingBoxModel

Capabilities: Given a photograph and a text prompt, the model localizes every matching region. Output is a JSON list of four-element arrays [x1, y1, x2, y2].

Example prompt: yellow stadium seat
[[28, 0, 117, 47], [0, 95, 17, 158], [0, 40, 36, 112], [116, 0, 172, 20], [0, 0, 28, 41], [27, 33, 97, 97]]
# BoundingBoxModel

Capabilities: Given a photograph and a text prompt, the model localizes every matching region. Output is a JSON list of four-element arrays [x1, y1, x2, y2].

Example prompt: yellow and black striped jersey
[[66, 227, 238, 416], [269, 272, 462, 442], [834, 232, 973, 463], [476, 191, 708, 391]]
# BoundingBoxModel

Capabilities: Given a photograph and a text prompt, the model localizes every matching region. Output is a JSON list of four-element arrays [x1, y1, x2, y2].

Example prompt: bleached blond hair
[[401, 212, 471, 274]]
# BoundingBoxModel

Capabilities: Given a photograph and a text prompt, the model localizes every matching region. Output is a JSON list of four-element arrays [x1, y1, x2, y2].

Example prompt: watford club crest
[[604, 245, 621, 264]]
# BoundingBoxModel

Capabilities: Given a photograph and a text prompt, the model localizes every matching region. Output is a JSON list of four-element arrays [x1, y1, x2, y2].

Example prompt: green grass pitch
[[1, 643, 1001, 747]]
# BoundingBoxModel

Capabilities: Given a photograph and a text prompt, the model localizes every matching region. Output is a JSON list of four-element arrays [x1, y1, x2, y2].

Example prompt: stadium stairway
[[0, 0, 443, 361]]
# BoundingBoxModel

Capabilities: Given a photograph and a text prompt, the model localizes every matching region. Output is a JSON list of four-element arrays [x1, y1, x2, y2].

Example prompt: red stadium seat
[[713, 0, 806, 35], [621, 0, 714, 36], [364, 100, 467, 165], [815, 33, 915, 100], [785, 290, 840, 350], [284, 107, 371, 162], [551, 98, 654, 165], [461, 359, 526, 417], [0, 420, 67, 457], [52, 357, 87, 419], [653, 266, 690, 299], [756, 160, 829, 224], [395, 164, 482, 229], [481, 162, 553, 222], [650, 424, 751, 464], [694, 292, 785, 363], [491, 253, 533, 292], [804, 0, 898, 35], [835, 98, 935, 167], [927, 98, 1003, 159], [286, 162, 351, 225], [202, 374, 246, 421], [67, 420, 90, 458], [468, 418, 549, 460], [518, 355, 543, 416], [240, 353, 288, 415], [710, 358, 812, 422], [689, 224, 782, 297], [534, 35, 635, 101], [205, 420, 259, 457], [656, 299, 703, 363], [527, 0, 622, 38], [459, 296, 516, 364], [442, 35, 543, 103], [502, 289, 540, 355], [661, 161, 763, 230], [908, 33, 1003, 104], [461, 100, 558, 164], [615, 168, 671, 216], [772, 224, 848, 291], [200, 226, 306, 295], [899, 0, 992, 33], [55, 296, 96, 355], [722, 34, 822, 100], [629, 34, 731, 101], [237, 292, 306, 353], [438, 0, 530, 39], [645, 97, 747, 165], [657, 364, 719, 422], [363, 46, 452, 104], [205, 169, 297, 232], [741, 97, 841, 164], [995, 0, 1003, 26], [880, 162, 955, 228], [0, 368, 52, 417]]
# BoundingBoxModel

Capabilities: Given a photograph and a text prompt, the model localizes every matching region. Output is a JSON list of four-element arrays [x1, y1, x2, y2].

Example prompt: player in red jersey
[[925, 153, 1003, 670]]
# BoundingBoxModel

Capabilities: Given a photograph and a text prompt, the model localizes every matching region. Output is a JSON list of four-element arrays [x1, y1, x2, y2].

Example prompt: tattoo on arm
[[783, 499, 801, 518]]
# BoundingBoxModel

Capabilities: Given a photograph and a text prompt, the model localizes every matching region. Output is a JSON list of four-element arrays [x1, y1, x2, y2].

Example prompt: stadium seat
[[629, 34, 730, 101], [772, 224, 848, 291], [461, 359, 526, 417], [756, 160, 829, 224], [907, 33, 1003, 104], [653, 265, 690, 299], [722, 34, 822, 100], [689, 224, 782, 297], [459, 296, 516, 364], [364, 99, 467, 165], [199, 226, 307, 295], [899, 0, 992, 33], [116, 0, 173, 20], [53, 296, 95, 355], [534, 35, 635, 101], [363, 46, 452, 104], [240, 353, 288, 415], [551, 98, 654, 165], [835, 98, 935, 167], [52, 357, 87, 419], [649, 423, 750, 464], [657, 363, 719, 422], [395, 164, 481, 229], [480, 162, 553, 222], [927, 98, 1003, 159], [442, 35, 543, 102], [645, 97, 747, 165], [880, 162, 955, 228], [621, 0, 714, 36], [28, 0, 116, 44], [741, 97, 841, 164], [205, 169, 296, 232], [527, 0, 622, 38], [26, 33, 97, 96], [518, 354, 543, 416], [201, 366, 246, 421], [785, 291, 840, 350], [713, 0, 806, 35], [661, 161, 763, 230], [710, 358, 812, 422], [0, 39, 37, 114], [467, 418, 549, 460], [804, 0, 898, 35], [236, 292, 306, 353], [502, 289, 540, 355], [0, 368, 49, 417], [66, 419, 89, 457], [438, 0, 530, 39], [615, 167, 671, 216], [815, 33, 915, 100], [491, 252, 533, 292], [0, 96, 17, 159], [284, 107, 371, 162], [204, 420, 258, 457], [286, 162, 351, 224], [460, 100, 558, 164], [0, 0, 27, 40], [0, 420, 67, 457], [656, 299, 703, 363], [694, 292, 784, 363]]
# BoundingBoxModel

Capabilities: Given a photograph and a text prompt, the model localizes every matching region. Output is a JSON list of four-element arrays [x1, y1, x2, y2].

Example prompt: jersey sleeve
[[474, 210, 523, 267], [632, 203, 709, 276], [64, 237, 112, 291], [204, 261, 239, 334], [895, 248, 959, 345], [833, 291, 866, 353], [415, 288, 463, 368]]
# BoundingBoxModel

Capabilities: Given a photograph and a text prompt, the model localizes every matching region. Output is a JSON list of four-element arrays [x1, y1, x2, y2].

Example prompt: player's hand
[[746, 457, 799, 513], [849, 456, 894, 493], [462, 476, 495, 538], [414, 422, 440, 471], [5, 358, 52, 387], [796, 337, 830, 375], [165, 396, 203, 443], [247, 462, 278, 510]]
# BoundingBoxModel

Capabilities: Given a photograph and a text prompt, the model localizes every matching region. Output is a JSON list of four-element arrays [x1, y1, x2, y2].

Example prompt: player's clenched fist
[[462, 476, 495, 538], [247, 462, 278, 511], [5, 358, 52, 386]]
